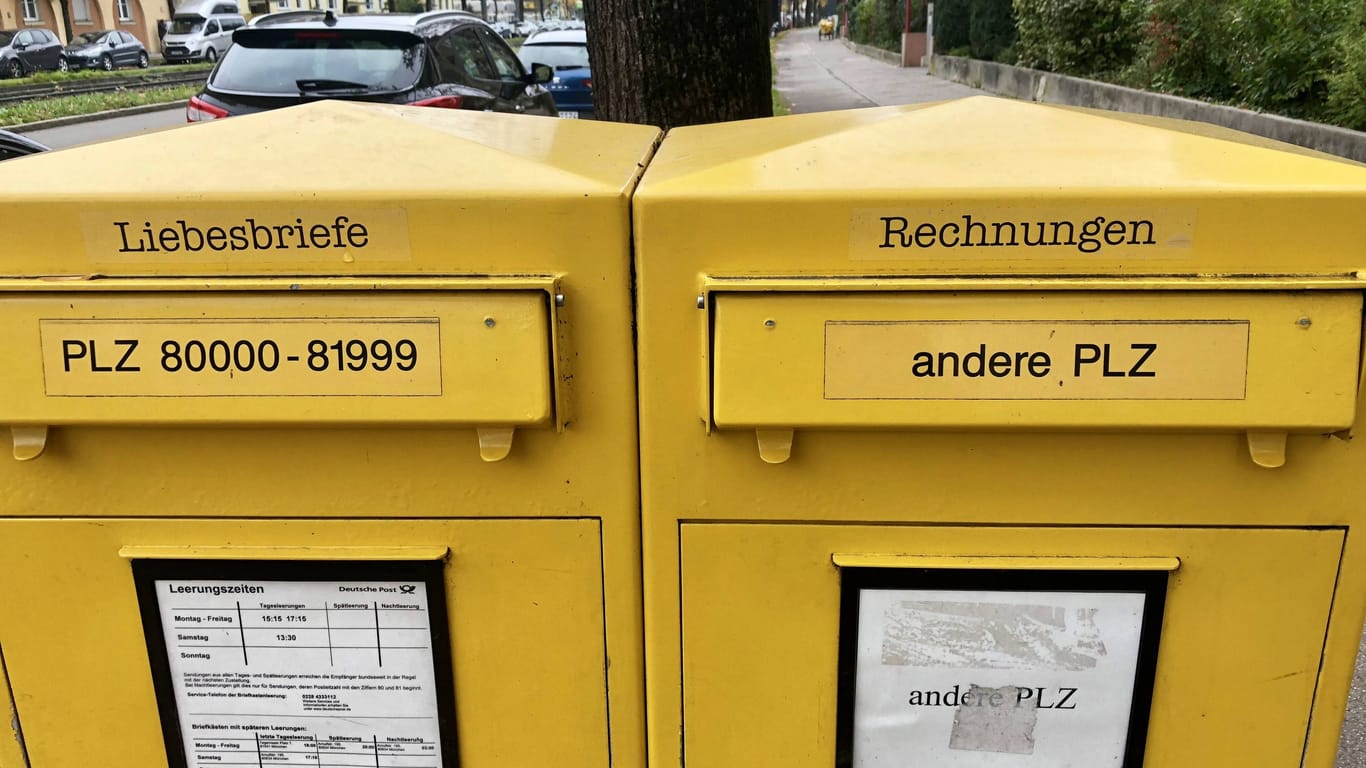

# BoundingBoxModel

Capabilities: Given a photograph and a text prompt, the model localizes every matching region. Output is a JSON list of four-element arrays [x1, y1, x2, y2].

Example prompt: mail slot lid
[[712, 292, 1362, 430], [0, 291, 551, 426]]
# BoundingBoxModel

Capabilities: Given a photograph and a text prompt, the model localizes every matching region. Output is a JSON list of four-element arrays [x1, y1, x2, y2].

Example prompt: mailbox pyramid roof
[[0, 101, 661, 277], [635, 96, 1366, 276], [640, 95, 1366, 192]]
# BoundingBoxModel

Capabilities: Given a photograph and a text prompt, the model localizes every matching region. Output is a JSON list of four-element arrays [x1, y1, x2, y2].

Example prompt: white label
[[154, 579, 444, 768], [853, 589, 1146, 767]]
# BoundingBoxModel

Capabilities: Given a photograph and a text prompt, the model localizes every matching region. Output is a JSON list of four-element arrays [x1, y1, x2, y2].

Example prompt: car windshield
[[0, 31, 15, 46], [72, 31, 110, 45], [210, 29, 424, 94], [170, 18, 205, 35], [518, 43, 588, 70]]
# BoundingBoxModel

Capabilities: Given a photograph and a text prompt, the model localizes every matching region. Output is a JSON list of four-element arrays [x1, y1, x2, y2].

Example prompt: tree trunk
[[585, 0, 773, 127], [56, 0, 74, 42]]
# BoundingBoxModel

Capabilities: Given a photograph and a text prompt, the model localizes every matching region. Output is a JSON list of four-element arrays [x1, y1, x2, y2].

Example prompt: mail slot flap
[[0, 291, 552, 427], [712, 292, 1362, 431]]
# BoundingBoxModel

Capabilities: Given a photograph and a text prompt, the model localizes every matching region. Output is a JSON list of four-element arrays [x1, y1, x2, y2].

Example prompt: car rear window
[[210, 28, 425, 94], [170, 18, 204, 35], [518, 42, 589, 70]]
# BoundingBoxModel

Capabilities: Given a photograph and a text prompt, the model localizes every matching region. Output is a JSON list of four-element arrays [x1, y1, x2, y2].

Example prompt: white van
[[162, 2, 245, 64]]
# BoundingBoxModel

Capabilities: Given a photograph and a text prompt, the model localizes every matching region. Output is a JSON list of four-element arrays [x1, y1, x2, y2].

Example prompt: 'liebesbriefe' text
[[113, 216, 369, 254]]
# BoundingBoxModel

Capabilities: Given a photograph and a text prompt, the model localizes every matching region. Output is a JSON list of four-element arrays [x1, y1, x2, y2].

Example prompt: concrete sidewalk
[[774, 26, 977, 113]]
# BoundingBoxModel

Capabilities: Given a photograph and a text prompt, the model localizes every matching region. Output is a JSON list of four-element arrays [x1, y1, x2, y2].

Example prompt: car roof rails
[[412, 9, 480, 24], [248, 9, 327, 26]]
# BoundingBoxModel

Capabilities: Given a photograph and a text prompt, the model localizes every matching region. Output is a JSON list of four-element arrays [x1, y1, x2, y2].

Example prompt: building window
[[276, 0, 289, 8], [21, 0, 40, 21], [72, 0, 92, 22], [116, 0, 133, 20]]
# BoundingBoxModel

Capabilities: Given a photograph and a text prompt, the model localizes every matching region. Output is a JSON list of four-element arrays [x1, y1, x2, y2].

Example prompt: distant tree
[[584, 0, 773, 127], [968, 0, 1014, 61], [1328, 1, 1366, 129], [933, 0, 970, 54]]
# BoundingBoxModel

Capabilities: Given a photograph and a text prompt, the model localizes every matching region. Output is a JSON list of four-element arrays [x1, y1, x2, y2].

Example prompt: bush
[[1327, 3, 1366, 130], [1135, 0, 1236, 100], [934, 0, 971, 53], [849, 0, 927, 52], [1012, 0, 1144, 77], [1224, 0, 1348, 120], [969, 0, 1015, 62]]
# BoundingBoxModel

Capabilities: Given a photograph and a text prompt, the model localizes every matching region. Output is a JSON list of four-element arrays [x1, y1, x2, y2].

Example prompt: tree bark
[[585, 0, 773, 127]]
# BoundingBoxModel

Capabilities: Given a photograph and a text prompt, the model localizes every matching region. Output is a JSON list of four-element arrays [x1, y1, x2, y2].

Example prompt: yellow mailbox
[[0, 102, 659, 768], [633, 97, 1366, 768]]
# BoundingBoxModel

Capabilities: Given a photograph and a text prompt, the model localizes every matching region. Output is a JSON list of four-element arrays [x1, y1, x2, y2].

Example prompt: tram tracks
[[0, 71, 208, 107]]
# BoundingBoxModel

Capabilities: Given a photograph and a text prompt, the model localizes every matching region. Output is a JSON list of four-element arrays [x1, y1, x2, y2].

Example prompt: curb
[[9, 100, 188, 134], [840, 38, 902, 67]]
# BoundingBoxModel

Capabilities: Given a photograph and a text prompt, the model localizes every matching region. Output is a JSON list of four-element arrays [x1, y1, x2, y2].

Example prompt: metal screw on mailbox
[[555, 293, 566, 307], [697, 295, 706, 309], [484, 317, 496, 328], [1297, 317, 1312, 328], [764, 319, 776, 329]]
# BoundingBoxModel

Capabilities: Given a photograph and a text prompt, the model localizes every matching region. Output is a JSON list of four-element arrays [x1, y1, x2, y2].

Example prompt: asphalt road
[[19, 105, 186, 149]]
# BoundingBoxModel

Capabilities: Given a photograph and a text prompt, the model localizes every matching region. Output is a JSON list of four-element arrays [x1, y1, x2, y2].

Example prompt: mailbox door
[[680, 523, 1343, 767], [0, 519, 611, 768]]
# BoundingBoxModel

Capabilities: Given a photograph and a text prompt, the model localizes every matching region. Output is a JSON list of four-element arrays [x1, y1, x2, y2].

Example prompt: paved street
[[774, 26, 976, 112], [20, 105, 186, 149]]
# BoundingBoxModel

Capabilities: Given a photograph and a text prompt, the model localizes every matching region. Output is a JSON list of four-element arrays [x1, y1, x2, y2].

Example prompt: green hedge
[[969, 0, 1015, 61], [1002, 0, 1366, 131], [1013, 0, 1142, 78], [1328, 3, 1366, 130], [849, 0, 926, 52]]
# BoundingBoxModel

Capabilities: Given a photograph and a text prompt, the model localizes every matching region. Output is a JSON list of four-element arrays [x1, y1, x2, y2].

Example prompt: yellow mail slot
[[0, 290, 553, 426], [712, 291, 1362, 430]]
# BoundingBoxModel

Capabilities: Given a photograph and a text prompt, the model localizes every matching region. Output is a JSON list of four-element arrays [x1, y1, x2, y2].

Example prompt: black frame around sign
[[834, 567, 1167, 768], [131, 559, 459, 768]]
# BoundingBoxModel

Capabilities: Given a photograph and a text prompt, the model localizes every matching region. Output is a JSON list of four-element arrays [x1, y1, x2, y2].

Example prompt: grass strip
[[0, 84, 197, 127], [770, 30, 790, 117]]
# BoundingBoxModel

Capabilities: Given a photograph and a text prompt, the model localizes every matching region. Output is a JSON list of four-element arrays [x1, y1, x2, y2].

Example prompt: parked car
[[162, 12, 246, 63], [0, 129, 48, 162], [188, 10, 557, 122], [517, 29, 591, 119], [64, 30, 150, 71], [0, 28, 68, 79]]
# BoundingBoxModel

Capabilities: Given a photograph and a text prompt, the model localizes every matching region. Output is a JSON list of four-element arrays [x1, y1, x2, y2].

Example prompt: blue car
[[518, 29, 592, 119]]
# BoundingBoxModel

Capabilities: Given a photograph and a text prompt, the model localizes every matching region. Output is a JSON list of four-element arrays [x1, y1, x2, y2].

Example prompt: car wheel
[[137, 51, 149, 68], [5, 59, 22, 79], [100, 54, 113, 72], [204, 48, 217, 63], [56, 57, 69, 73]]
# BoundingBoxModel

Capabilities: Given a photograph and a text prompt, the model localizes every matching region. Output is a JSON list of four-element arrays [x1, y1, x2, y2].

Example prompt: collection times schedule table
[[132, 561, 458, 768]]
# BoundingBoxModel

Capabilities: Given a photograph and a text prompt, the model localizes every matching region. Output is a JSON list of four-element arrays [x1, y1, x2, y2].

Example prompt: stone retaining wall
[[933, 54, 1366, 163]]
